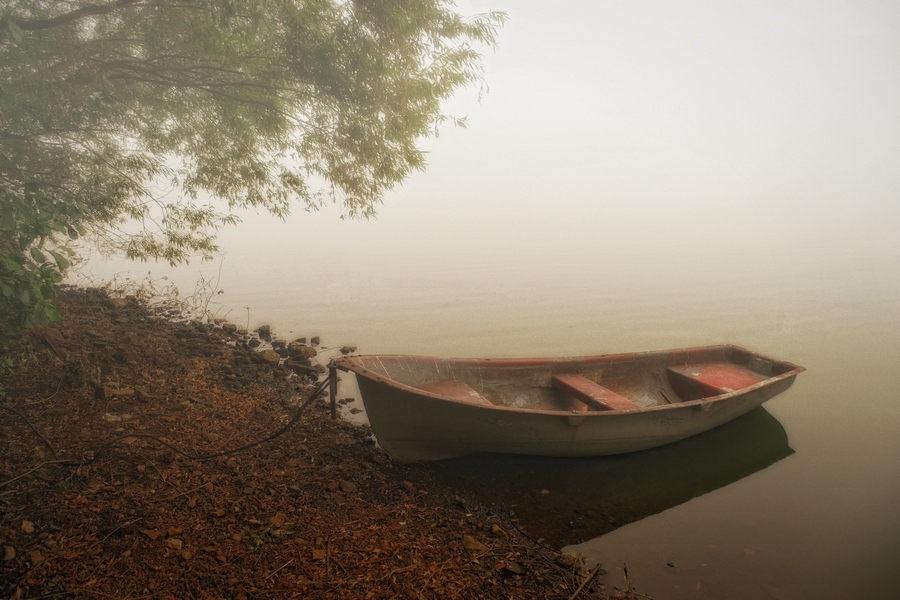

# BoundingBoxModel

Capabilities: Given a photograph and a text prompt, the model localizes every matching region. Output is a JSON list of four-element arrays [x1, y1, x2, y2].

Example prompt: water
[[73, 1, 900, 597]]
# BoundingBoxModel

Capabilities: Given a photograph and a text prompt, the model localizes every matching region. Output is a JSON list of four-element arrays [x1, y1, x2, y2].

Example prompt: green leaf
[[0, 207, 14, 232], [2, 256, 23, 274], [30, 248, 47, 263], [6, 19, 24, 43], [33, 303, 48, 325], [49, 250, 70, 271], [0, 87, 14, 114], [19, 289, 30, 305], [44, 304, 62, 322]]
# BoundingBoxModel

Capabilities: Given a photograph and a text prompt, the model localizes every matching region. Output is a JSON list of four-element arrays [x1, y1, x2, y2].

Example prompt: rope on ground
[[0, 377, 330, 488], [0, 403, 60, 459]]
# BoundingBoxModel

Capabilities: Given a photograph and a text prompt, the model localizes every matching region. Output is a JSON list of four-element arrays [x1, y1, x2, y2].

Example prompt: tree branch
[[15, 0, 147, 32]]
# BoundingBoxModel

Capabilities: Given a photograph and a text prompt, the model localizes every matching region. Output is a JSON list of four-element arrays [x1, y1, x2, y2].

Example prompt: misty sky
[[81, 0, 900, 316]]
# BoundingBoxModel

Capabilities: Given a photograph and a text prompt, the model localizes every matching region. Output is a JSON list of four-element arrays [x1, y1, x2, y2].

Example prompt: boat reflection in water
[[421, 407, 793, 547]]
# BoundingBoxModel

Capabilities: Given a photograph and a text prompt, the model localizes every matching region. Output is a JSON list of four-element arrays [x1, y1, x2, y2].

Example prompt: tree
[[0, 0, 505, 354]]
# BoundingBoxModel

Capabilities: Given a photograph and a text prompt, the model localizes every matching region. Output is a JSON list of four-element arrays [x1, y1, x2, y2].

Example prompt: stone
[[287, 342, 316, 360], [339, 480, 357, 493], [247, 339, 261, 348], [166, 538, 183, 550], [222, 323, 237, 333], [340, 346, 358, 355], [257, 325, 272, 339], [260, 350, 281, 365], [310, 336, 320, 346]]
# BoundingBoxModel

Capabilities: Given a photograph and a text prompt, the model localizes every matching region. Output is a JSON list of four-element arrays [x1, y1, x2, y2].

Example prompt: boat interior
[[343, 346, 799, 413]]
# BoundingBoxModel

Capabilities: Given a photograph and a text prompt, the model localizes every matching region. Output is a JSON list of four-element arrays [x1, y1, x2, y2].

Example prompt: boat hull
[[334, 345, 804, 462]]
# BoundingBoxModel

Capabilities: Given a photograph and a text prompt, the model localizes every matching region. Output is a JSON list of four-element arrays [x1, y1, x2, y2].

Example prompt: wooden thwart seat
[[667, 363, 767, 400], [552, 374, 641, 411], [420, 380, 493, 406]]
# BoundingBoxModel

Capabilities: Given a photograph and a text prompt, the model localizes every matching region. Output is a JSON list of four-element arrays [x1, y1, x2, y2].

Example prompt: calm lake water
[[74, 1, 899, 597]]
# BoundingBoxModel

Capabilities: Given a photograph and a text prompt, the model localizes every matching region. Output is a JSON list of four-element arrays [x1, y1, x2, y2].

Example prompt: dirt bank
[[1, 287, 640, 599]]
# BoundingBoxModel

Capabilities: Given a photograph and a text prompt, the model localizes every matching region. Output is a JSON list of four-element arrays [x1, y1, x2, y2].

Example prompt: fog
[[83, 0, 899, 283], [73, 2, 900, 597]]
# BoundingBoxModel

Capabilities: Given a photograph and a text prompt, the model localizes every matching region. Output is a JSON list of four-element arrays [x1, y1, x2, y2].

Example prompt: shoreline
[[0, 286, 640, 599]]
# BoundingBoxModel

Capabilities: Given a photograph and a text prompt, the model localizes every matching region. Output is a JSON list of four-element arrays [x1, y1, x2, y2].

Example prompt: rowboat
[[329, 345, 804, 462]]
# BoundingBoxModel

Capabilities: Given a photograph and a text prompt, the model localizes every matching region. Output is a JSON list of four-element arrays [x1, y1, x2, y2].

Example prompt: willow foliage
[[0, 0, 504, 351]]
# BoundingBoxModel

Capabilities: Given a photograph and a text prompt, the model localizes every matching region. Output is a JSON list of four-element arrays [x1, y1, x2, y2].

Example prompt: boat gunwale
[[332, 345, 806, 416]]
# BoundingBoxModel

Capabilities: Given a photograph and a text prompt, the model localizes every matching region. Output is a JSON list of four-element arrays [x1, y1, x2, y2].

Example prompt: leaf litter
[[1, 286, 644, 599]]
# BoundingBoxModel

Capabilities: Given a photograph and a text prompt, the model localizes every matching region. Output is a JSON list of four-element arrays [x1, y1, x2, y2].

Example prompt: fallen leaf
[[462, 535, 488, 554], [3, 546, 14, 561], [503, 561, 524, 575], [270, 512, 286, 527], [312, 549, 326, 560], [142, 530, 161, 540]]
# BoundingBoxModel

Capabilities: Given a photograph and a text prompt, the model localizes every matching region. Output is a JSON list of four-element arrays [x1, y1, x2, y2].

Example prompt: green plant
[[0, 1, 505, 346], [1, 182, 79, 371]]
